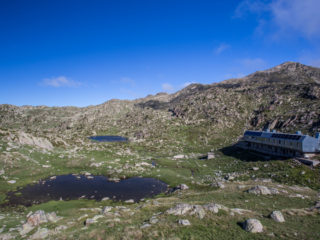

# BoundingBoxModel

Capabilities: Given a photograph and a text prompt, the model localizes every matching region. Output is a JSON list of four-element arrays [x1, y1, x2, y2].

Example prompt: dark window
[[271, 133, 301, 140]]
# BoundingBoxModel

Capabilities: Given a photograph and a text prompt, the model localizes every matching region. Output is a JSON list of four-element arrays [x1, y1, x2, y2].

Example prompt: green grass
[[0, 125, 320, 239]]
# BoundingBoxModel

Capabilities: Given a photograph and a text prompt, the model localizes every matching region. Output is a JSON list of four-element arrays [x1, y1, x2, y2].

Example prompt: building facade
[[237, 130, 320, 158]]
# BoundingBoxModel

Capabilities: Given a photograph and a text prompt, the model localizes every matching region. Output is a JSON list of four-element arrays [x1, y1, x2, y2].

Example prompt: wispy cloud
[[119, 77, 135, 86], [161, 83, 174, 92], [235, 0, 320, 40], [41, 76, 82, 88], [214, 43, 230, 55], [271, 0, 320, 38], [241, 58, 267, 69], [234, 0, 268, 18]]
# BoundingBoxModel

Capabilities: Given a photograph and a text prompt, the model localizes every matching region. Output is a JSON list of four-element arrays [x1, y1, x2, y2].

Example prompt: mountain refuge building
[[237, 129, 320, 158]]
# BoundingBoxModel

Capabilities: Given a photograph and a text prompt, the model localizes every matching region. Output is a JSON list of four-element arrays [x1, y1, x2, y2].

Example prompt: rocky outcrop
[[20, 211, 61, 236], [10, 132, 53, 150], [166, 204, 193, 215], [247, 185, 279, 195]]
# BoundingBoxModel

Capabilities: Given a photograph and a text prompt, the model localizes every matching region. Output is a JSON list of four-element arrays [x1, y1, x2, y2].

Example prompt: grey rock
[[140, 223, 151, 229], [243, 219, 263, 233], [166, 204, 193, 215], [270, 211, 285, 222], [16, 131, 53, 150], [178, 184, 189, 190], [211, 181, 225, 189], [178, 219, 191, 226], [46, 212, 61, 223], [19, 223, 34, 236], [207, 152, 215, 159], [30, 228, 49, 239], [173, 154, 185, 159], [247, 185, 278, 195], [85, 218, 96, 226], [189, 205, 206, 219], [101, 206, 113, 214], [27, 210, 47, 226], [149, 217, 159, 224], [203, 203, 219, 213]]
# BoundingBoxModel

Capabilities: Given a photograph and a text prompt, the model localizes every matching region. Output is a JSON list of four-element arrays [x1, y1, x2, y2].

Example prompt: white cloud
[[214, 43, 230, 55], [120, 77, 135, 85], [234, 0, 268, 18], [161, 83, 174, 92], [241, 58, 267, 69], [235, 0, 320, 39], [271, 0, 320, 38], [41, 76, 81, 88]]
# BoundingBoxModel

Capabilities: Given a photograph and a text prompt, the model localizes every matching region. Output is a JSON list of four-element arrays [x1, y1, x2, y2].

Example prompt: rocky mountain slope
[[1, 61, 319, 145]]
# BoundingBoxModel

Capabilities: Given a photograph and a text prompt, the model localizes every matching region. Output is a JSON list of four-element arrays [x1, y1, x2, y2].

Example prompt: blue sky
[[1, 0, 320, 107]]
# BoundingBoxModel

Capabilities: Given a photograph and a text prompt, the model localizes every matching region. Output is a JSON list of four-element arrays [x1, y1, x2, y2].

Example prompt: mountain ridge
[[1, 61, 320, 145]]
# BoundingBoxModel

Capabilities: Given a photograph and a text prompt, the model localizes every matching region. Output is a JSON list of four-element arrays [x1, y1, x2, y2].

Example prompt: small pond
[[89, 136, 128, 142], [6, 175, 167, 206]]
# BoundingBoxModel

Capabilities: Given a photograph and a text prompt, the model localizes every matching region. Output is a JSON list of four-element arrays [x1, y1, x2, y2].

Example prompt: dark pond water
[[89, 136, 128, 142], [6, 175, 167, 206]]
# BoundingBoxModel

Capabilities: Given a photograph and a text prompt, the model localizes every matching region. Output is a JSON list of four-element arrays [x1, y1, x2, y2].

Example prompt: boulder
[[189, 205, 206, 219], [166, 204, 193, 215], [207, 152, 215, 159], [203, 203, 219, 213], [211, 181, 225, 189], [140, 223, 151, 229], [243, 219, 263, 233], [101, 206, 113, 214], [247, 185, 278, 195], [27, 210, 47, 226], [149, 217, 159, 224], [20, 223, 34, 236], [177, 184, 189, 190], [270, 211, 285, 222], [21, 210, 61, 235], [46, 212, 61, 223], [173, 154, 185, 159], [84, 218, 96, 226], [178, 219, 191, 226], [30, 228, 49, 239], [84, 215, 103, 226]]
